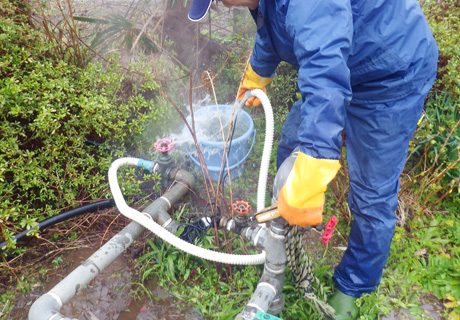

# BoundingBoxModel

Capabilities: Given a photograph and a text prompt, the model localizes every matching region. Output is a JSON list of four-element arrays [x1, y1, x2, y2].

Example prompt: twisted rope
[[285, 225, 335, 319]]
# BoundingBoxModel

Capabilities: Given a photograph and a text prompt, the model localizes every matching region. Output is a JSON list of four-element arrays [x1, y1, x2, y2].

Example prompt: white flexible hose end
[[249, 89, 275, 212], [108, 158, 266, 265]]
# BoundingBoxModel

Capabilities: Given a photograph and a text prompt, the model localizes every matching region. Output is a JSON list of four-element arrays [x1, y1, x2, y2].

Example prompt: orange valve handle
[[232, 200, 252, 215]]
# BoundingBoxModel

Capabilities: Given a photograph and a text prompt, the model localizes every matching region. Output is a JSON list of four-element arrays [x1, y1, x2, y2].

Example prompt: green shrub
[[421, 92, 460, 181], [0, 0, 168, 252], [267, 62, 299, 133], [423, 0, 460, 96], [401, 91, 460, 209], [212, 36, 253, 104]]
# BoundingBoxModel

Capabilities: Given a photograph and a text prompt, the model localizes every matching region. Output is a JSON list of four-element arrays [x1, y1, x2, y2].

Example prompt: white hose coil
[[108, 158, 266, 265]]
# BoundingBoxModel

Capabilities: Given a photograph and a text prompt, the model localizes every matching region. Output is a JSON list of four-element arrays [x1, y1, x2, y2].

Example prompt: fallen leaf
[[415, 248, 427, 256]]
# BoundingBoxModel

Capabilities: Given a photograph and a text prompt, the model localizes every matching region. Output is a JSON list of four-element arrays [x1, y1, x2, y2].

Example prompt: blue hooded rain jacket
[[249, 0, 438, 296]]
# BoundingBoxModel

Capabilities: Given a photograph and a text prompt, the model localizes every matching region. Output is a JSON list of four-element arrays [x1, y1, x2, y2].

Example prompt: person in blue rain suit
[[188, 0, 438, 318]]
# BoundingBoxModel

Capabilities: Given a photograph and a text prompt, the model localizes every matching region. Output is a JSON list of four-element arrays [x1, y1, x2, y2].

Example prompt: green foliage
[[358, 211, 460, 318], [281, 261, 335, 320], [211, 34, 254, 103], [267, 62, 299, 126], [398, 214, 459, 304], [137, 227, 337, 320], [0, 0, 168, 252], [74, 14, 158, 55], [402, 91, 460, 209], [137, 235, 260, 319], [355, 291, 393, 320], [423, 0, 460, 96], [420, 92, 460, 181]]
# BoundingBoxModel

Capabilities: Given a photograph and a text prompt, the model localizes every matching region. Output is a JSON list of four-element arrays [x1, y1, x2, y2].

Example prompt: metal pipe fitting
[[235, 218, 287, 319], [153, 138, 175, 175]]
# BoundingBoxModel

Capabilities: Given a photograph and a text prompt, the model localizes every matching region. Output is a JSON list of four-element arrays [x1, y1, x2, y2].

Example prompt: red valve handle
[[232, 200, 252, 215], [154, 138, 175, 153], [322, 215, 337, 244]]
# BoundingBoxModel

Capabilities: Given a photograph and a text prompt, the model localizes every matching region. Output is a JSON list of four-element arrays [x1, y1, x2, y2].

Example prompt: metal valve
[[232, 200, 252, 216], [154, 138, 175, 153], [232, 200, 252, 234], [153, 138, 175, 174]]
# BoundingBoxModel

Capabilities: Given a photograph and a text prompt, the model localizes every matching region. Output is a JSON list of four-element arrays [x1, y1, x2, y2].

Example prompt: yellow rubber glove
[[277, 152, 341, 228], [238, 64, 274, 107]]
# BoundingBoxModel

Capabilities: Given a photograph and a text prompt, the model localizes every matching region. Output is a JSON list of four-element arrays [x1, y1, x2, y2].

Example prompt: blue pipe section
[[137, 159, 154, 172]]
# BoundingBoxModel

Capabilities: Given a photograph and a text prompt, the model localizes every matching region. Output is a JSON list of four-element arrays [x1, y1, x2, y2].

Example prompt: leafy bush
[[420, 92, 460, 181], [401, 91, 459, 210], [423, 0, 460, 96], [400, 1, 460, 211], [73, 14, 158, 56], [267, 62, 299, 133], [0, 0, 168, 252]]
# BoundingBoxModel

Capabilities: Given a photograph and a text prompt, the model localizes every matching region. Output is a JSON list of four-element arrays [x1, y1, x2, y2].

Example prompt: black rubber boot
[[328, 290, 359, 320]]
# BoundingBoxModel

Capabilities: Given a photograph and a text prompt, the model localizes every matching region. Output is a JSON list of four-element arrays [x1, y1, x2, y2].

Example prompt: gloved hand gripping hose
[[108, 158, 266, 265]]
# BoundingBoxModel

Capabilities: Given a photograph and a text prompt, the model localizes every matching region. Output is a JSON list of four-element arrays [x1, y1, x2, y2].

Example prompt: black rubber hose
[[0, 199, 121, 250]]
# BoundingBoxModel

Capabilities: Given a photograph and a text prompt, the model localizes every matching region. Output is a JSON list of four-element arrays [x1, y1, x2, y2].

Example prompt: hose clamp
[[269, 229, 285, 240], [264, 264, 286, 275], [47, 291, 63, 307], [257, 281, 277, 295], [159, 196, 171, 210]]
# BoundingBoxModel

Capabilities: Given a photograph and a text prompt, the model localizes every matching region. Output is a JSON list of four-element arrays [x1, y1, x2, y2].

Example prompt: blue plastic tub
[[186, 105, 256, 182]]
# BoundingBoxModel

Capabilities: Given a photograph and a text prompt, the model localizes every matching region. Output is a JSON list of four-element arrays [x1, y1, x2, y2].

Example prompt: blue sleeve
[[249, 8, 282, 78], [287, 0, 353, 160], [250, 34, 281, 78]]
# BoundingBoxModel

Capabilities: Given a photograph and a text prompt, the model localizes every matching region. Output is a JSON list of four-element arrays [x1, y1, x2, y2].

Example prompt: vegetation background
[[0, 0, 458, 319]]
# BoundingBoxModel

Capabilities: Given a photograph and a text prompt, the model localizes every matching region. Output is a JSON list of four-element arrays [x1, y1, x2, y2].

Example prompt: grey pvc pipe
[[28, 168, 194, 320]]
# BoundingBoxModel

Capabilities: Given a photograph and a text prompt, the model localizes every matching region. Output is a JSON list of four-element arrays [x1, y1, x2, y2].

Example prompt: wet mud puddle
[[44, 246, 202, 320]]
